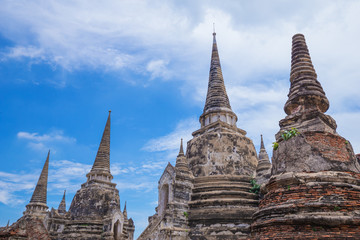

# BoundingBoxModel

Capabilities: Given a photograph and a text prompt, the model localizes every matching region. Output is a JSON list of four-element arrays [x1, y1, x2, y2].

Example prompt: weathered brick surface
[[252, 171, 360, 239], [305, 132, 353, 162]]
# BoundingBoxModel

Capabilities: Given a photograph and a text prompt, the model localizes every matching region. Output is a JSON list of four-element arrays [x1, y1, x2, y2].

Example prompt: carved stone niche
[[157, 163, 175, 216]]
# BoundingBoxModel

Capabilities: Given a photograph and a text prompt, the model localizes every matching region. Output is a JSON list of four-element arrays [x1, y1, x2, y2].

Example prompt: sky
[[0, 0, 360, 238]]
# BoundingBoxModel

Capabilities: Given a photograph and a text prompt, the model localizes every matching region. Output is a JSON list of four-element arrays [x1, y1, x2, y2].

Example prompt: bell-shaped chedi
[[62, 111, 135, 240], [0, 151, 51, 239], [252, 34, 360, 239], [187, 32, 258, 239], [273, 34, 359, 174]]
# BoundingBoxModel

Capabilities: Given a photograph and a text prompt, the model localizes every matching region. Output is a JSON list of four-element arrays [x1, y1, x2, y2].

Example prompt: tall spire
[[203, 31, 232, 114], [284, 34, 329, 115], [58, 190, 66, 214], [30, 150, 50, 204], [86, 111, 114, 184], [25, 151, 50, 216], [90, 111, 111, 173], [199, 31, 237, 128]]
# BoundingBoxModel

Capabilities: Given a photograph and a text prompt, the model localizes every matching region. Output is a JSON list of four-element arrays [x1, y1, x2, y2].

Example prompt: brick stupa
[[252, 34, 360, 239]]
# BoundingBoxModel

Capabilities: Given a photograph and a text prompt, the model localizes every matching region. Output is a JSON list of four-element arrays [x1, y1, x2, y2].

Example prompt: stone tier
[[58, 220, 106, 240], [188, 175, 258, 239], [252, 171, 360, 239]]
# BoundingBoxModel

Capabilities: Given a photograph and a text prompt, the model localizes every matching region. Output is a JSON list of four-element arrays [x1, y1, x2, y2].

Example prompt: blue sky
[[1, 0, 360, 238]]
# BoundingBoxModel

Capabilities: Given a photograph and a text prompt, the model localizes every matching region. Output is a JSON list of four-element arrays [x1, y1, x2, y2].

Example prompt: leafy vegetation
[[272, 142, 279, 150], [273, 128, 300, 151], [250, 179, 260, 194], [334, 206, 341, 211], [281, 128, 300, 141]]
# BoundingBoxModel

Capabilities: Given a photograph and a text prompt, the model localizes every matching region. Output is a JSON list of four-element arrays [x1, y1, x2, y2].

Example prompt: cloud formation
[[17, 130, 76, 152], [142, 117, 198, 153]]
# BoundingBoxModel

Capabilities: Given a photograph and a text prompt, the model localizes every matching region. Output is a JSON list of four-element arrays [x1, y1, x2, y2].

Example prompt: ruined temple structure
[[139, 32, 268, 240], [1, 31, 359, 240], [252, 34, 360, 239], [0, 112, 135, 240]]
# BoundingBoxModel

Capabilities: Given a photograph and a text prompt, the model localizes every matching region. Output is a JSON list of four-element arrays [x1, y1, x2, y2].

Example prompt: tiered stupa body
[[252, 34, 360, 239], [186, 32, 258, 239]]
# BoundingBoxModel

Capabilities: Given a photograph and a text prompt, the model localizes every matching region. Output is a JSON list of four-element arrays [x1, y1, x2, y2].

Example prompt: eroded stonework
[[0, 112, 134, 240], [252, 34, 360, 239], [140, 32, 262, 240]]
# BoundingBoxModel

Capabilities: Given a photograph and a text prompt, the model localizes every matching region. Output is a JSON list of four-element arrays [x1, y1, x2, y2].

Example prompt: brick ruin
[[251, 33, 360, 239], [139, 33, 360, 239], [0, 32, 359, 240], [0, 112, 135, 240]]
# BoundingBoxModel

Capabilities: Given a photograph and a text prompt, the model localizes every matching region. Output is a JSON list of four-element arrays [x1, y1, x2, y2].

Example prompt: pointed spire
[[6, 220, 9, 228], [30, 150, 50, 204], [58, 190, 66, 214], [123, 201, 127, 218], [260, 134, 265, 150], [178, 138, 184, 157], [258, 135, 270, 162], [284, 34, 329, 115], [198, 31, 238, 129], [90, 111, 111, 173], [203, 31, 232, 114]]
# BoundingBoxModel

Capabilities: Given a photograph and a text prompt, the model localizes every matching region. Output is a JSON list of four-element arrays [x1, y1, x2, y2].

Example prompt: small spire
[[58, 190, 66, 214], [6, 220, 9, 228], [90, 111, 111, 173], [260, 135, 265, 149], [123, 201, 127, 218], [30, 150, 50, 204], [284, 33, 329, 115], [178, 138, 184, 157], [258, 136, 270, 163], [213, 23, 216, 34]]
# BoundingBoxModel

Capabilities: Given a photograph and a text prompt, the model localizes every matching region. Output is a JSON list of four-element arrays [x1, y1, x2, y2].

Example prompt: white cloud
[[0, 171, 39, 205], [116, 181, 156, 192], [0, 159, 91, 206], [17, 130, 76, 152], [142, 118, 198, 152], [17, 130, 75, 142], [146, 59, 171, 80], [5, 46, 44, 59]]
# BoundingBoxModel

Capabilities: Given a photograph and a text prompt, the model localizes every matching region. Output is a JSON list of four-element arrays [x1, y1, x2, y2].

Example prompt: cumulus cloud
[[146, 59, 171, 80], [0, 171, 39, 205], [17, 131, 75, 142], [0, 159, 91, 206], [17, 130, 76, 152], [142, 118, 198, 152]]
